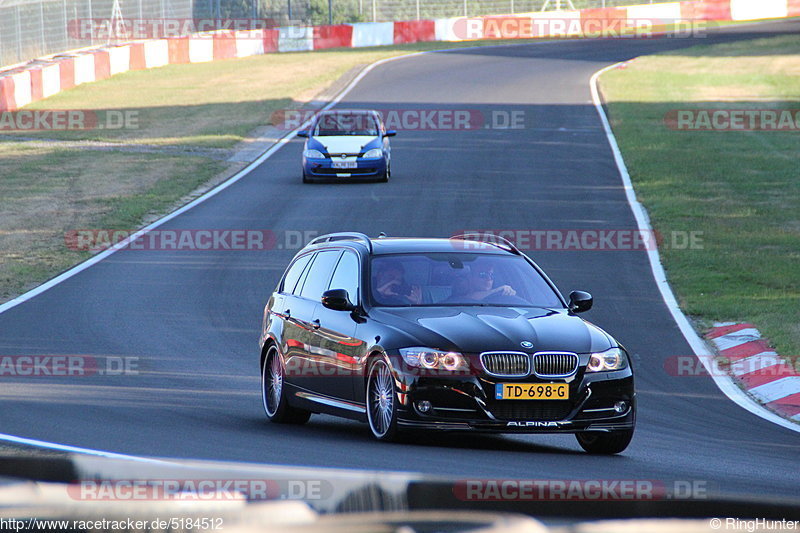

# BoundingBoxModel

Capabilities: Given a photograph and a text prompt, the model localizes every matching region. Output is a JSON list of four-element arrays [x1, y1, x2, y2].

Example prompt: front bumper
[[303, 157, 387, 178], [391, 359, 635, 434]]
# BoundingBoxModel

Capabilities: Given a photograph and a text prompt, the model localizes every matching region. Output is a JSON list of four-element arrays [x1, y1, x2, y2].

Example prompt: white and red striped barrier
[[706, 324, 800, 422], [393, 20, 436, 44], [1, 0, 797, 112], [189, 36, 215, 63], [278, 26, 314, 52], [108, 45, 131, 75], [351, 22, 395, 47], [11, 69, 33, 109], [73, 53, 96, 85], [627, 1, 683, 20], [234, 30, 266, 57], [731, 0, 787, 19], [143, 40, 169, 68]]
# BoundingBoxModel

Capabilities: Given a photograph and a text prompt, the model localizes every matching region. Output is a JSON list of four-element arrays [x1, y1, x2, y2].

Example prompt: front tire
[[379, 162, 390, 183], [262, 346, 310, 424], [366, 357, 399, 441], [575, 428, 634, 454]]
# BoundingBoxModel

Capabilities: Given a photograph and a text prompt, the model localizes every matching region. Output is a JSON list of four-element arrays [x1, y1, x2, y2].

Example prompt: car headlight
[[304, 149, 325, 159], [399, 348, 468, 371], [586, 347, 628, 372], [362, 148, 383, 159]]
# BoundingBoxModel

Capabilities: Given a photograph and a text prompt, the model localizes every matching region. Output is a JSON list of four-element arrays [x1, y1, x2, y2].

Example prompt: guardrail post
[[40, 2, 46, 54], [16, 6, 22, 62]]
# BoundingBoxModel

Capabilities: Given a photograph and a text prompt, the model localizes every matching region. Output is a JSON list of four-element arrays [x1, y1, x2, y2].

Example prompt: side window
[[281, 253, 313, 295], [328, 252, 360, 303], [299, 250, 341, 301]]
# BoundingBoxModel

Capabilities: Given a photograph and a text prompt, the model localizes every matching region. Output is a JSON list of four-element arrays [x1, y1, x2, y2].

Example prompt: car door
[[289, 249, 342, 395], [278, 251, 317, 392], [311, 250, 364, 403]]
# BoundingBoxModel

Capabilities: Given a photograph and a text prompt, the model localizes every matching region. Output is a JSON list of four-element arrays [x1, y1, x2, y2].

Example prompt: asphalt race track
[[1, 20, 798, 502]]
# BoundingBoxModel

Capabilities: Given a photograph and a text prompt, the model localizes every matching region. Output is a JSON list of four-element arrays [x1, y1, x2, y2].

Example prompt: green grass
[[2, 23, 798, 337], [600, 34, 800, 355], [0, 36, 590, 302], [0, 142, 223, 299], [12, 39, 563, 148]]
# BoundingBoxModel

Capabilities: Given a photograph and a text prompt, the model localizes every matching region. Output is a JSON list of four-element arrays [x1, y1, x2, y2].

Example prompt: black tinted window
[[370, 253, 562, 308], [281, 253, 312, 295], [299, 250, 341, 301], [328, 251, 360, 303]]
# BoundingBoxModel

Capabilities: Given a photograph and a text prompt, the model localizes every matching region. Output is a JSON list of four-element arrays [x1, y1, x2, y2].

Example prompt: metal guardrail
[[0, 0, 655, 67], [319, 0, 651, 25], [0, 0, 193, 67]]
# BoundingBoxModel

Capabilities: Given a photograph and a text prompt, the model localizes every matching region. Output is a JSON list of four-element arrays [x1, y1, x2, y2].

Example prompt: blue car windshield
[[369, 253, 563, 308], [313, 112, 380, 136]]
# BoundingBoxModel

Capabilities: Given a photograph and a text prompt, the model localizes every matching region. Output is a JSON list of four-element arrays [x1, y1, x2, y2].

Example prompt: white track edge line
[[0, 432, 172, 463], [0, 38, 567, 318], [0, 51, 427, 317], [0, 51, 433, 456], [590, 63, 799, 434], [2, 33, 796, 458], [0, 44, 524, 457], [4, 22, 789, 314]]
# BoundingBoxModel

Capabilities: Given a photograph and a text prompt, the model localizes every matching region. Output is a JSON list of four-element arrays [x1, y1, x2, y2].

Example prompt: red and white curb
[[706, 323, 800, 423]]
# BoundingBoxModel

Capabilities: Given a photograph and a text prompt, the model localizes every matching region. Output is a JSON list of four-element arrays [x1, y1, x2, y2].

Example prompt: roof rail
[[449, 233, 522, 256], [308, 232, 373, 252]]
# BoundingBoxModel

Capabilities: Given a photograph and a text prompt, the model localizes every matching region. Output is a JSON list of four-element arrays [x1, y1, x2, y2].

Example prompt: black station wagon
[[259, 233, 635, 454]]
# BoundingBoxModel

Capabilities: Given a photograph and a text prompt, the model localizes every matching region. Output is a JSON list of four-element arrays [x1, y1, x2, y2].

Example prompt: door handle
[[283, 309, 291, 318], [311, 319, 321, 329]]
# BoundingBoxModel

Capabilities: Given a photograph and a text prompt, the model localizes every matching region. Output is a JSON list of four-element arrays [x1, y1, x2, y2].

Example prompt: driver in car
[[464, 263, 516, 301]]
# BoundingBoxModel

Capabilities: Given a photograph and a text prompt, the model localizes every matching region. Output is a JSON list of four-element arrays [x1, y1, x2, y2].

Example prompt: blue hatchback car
[[298, 109, 396, 183]]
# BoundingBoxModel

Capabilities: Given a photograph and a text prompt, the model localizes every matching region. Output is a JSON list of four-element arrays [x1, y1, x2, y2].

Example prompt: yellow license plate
[[495, 383, 569, 400]]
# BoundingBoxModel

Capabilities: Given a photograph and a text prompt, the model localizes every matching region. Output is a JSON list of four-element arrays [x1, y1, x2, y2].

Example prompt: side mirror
[[322, 289, 355, 311], [384, 130, 397, 137], [568, 290, 593, 314], [297, 131, 308, 138]]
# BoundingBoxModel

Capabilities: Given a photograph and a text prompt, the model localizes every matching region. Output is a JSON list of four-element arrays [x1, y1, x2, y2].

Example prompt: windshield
[[313, 112, 380, 136], [369, 253, 563, 308]]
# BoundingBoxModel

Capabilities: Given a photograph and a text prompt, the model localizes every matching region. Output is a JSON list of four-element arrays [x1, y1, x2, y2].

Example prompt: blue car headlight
[[586, 347, 628, 372], [304, 149, 325, 159], [362, 148, 383, 159]]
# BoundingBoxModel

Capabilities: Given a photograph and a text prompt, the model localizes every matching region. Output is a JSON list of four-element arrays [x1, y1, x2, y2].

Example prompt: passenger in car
[[373, 262, 423, 305]]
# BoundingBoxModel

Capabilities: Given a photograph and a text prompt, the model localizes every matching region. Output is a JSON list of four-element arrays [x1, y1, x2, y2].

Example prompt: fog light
[[417, 400, 432, 413], [614, 401, 627, 413]]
